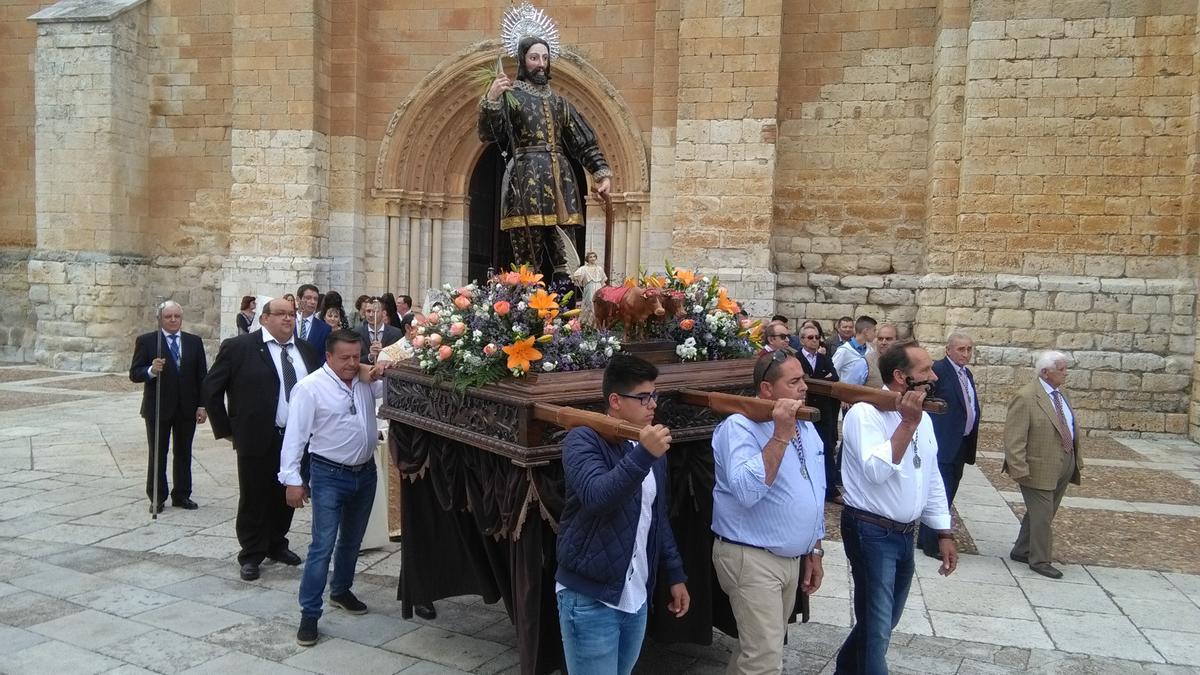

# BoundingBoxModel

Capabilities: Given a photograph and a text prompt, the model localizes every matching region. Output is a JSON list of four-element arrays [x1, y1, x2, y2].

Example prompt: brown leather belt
[[514, 144, 557, 156], [843, 505, 919, 534]]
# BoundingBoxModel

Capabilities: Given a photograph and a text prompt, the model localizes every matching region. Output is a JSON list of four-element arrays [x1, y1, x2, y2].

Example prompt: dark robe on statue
[[477, 79, 611, 273]]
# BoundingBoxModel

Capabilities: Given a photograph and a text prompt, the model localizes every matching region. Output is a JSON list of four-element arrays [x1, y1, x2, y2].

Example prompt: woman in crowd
[[321, 306, 344, 330], [380, 293, 403, 329], [351, 294, 370, 328], [321, 291, 350, 330], [236, 295, 256, 334]]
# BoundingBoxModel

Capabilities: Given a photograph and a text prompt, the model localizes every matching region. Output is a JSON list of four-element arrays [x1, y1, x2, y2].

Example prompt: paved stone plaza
[[0, 367, 1199, 674]]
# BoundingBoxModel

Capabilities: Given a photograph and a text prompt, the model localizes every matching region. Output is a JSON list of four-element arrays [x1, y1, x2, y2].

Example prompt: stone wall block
[[1033, 310, 1077, 330], [1073, 351, 1124, 370], [1040, 276, 1101, 292], [995, 274, 1039, 290], [867, 288, 914, 305]]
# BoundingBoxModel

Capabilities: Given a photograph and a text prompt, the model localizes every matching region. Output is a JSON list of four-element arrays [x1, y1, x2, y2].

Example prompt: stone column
[[28, 0, 151, 370], [221, 0, 332, 333], [670, 0, 782, 316]]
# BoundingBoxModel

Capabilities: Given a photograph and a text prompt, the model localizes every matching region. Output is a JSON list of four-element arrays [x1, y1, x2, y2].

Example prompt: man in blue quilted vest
[[555, 354, 690, 675]]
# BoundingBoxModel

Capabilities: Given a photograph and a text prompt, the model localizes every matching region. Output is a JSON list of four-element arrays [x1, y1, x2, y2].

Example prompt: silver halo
[[501, 2, 561, 59]]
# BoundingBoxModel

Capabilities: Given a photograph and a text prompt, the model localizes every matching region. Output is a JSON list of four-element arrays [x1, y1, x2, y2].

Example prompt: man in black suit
[[358, 297, 403, 364], [826, 316, 854, 355], [295, 284, 332, 365], [129, 301, 208, 513], [397, 294, 415, 324], [204, 298, 320, 581], [797, 323, 843, 503], [919, 332, 981, 559]]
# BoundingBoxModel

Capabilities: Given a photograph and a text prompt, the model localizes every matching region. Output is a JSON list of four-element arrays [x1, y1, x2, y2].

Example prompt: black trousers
[[507, 225, 571, 274], [145, 416, 196, 503], [235, 433, 297, 565], [918, 459, 965, 554]]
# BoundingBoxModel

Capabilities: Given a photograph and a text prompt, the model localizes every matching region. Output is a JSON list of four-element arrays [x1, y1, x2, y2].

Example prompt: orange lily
[[642, 274, 668, 289], [716, 288, 740, 315], [502, 336, 542, 373], [745, 321, 763, 342], [516, 265, 544, 286], [528, 289, 560, 319], [623, 277, 637, 288], [673, 268, 697, 286]]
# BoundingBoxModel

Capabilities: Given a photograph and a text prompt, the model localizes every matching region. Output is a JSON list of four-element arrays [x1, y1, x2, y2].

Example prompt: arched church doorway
[[467, 144, 587, 283]]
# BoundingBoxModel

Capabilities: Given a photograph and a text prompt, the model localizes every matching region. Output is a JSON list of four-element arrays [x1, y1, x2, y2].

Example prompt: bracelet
[[770, 436, 790, 444], [937, 532, 955, 540]]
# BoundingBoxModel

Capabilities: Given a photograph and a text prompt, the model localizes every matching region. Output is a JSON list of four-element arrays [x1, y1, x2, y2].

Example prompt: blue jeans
[[299, 456, 376, 619], [556, 587, 648, 675], [835, 512, 915, 675]]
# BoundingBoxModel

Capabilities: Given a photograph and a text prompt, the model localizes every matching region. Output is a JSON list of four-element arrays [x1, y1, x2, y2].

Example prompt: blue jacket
[[555, 426, 687, 607], [930, 357, 980, 465], [296, 316, 331, 364]]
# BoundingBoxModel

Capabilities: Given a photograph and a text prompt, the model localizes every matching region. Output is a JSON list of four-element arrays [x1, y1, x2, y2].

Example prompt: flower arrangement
[[654, 262, 764, 362], [412, 266, 622, 388]]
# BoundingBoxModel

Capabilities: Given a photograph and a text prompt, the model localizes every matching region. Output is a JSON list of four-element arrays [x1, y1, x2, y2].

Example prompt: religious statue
[[478, 3, 612, 281], [569, 251, 607, 324]]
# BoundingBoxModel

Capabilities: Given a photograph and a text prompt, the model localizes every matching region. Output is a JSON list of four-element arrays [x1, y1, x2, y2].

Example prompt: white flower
[[473, 329, 483, 339], [517, 301, 528, 311], [543, 361, 557, 372], [692, 305, 704, 314], [604, 347, 613, 357], [684, 337, 696, 347], [718, 339, 726, 347]]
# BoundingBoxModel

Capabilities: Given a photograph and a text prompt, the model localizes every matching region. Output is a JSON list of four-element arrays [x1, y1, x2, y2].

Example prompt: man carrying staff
[[478, 4, 612, 280], [711, 350, 826, 674]]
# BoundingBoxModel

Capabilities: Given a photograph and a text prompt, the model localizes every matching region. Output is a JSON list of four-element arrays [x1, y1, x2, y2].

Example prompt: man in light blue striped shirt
[[712, 350, 827, 674]]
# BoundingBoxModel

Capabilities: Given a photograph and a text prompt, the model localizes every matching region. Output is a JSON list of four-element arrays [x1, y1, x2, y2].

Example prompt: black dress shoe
[[297, 616, 318, 646], [1010, 552, 1029, 564], [240, 562, 261, 581], [149, 502, 164, 514], [414, 603, 437, 620], [1030, 563, 1063, 579], [171, 498, 199, 510], [269, 549, 303, 566]]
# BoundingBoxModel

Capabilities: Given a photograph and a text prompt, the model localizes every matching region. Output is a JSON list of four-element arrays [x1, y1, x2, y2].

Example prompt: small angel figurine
[[570, 251, 607, 325]]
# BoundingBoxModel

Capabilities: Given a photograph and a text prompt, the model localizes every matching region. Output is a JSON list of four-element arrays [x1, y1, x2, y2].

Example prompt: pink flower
[[427, 312, 441, 324], [493, 301, 511, 316], [543, 323, 557, 336], [428, 333, 442, 347], [437, 345, 453, 361], [680, 318, 695, 331], [450, 322, 466, 337], [412, 336, 426, 349], [568, 318, 582, 333], [483, 343, 497, 356], [456, 287, 472, 298], [453, 296, 471, 310]]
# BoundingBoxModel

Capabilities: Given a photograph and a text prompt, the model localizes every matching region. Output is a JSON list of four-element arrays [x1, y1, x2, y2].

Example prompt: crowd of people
[[129, 290, 1082, 673]]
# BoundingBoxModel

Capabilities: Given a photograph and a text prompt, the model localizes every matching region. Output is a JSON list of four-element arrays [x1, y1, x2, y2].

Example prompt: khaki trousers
[[712, 538, 802, 675], [1012, 452, 1076, 566]]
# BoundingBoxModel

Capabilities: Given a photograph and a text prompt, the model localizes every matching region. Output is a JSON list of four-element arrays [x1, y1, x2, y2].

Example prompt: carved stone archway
[[373, 40, 650, 301]]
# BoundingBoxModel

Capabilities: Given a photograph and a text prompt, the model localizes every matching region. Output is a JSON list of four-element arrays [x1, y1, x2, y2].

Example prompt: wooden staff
[[677, 388, 821, 424], [602, 192, 614, 282], [804, 378, 948, 414], [532, 402, 644, 444]]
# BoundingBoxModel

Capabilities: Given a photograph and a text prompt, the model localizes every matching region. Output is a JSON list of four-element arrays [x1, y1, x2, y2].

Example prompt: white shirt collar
[[160, 329, 179, 339], [262, 330, 295, 347], [1038, 377, 1059, 397]]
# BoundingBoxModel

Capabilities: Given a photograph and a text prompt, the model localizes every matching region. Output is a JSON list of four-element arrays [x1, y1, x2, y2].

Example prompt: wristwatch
[[810, 546, 824, 557]]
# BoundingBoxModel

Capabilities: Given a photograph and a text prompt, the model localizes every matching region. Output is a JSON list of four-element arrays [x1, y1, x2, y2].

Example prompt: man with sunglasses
[[762, 321, 793, 354], [279, 329, 386, 647], [836, 339, 956, 674], [555, 354, 690, 675], [797, 325, 842, 504], [711, 349, 826, 674]]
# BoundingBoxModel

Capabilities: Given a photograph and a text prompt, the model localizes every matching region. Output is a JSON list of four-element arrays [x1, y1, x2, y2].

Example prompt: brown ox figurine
[[593, 286, 666, 341]]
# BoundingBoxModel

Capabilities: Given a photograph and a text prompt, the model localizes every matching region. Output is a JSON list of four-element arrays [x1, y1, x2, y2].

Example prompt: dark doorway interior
[[467, 144, 588, 284]]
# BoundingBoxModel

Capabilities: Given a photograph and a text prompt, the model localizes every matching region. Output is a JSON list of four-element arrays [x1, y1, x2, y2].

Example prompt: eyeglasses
[[768, 333, 788, 339], [754, 349, 792, 387], [617, 391, 659, 406], [801, 335, 820, 340]]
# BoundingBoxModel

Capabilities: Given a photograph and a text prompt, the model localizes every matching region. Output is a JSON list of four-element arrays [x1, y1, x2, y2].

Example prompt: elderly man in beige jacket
[[1003, 350, 1084, 579]]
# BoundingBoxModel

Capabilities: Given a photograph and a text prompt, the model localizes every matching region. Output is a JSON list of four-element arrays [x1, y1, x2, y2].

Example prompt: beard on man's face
[[528, 67, 548, 85]]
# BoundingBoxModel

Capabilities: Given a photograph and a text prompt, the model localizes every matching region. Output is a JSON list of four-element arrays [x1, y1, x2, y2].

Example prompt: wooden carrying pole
[[602, 193, 614, 281], [676, 388, 821, 424], [532, 403, 644, 444], [803, 378, 948, 414]]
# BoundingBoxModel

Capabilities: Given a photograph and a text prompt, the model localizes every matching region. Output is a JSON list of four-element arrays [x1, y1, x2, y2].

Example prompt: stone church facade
[[1, 0, 1198, 440]]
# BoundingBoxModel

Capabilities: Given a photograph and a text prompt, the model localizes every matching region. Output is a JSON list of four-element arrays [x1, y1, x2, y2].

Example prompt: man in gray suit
[[358, 297, 402, 364], [1003, 351, 1084, 579]]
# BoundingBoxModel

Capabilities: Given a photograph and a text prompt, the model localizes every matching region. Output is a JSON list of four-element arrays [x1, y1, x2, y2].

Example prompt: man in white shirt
[[280, 329, 385, 646], [836, 339, 957, 674]]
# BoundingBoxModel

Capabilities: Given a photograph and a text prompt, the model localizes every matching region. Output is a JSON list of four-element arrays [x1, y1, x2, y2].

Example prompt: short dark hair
[[240, 295, 255, 311], [771, 314, 788, 324], [297, 283, 319, 299], [838, 316, 853, 324], [354, 294, 369, 310], [753, 349, 795, 389], [322, 306, 343, 320], [602, 354, 658, 401], [325, 328, 361, 353], [854, 315, 877, 334], [399, 295, 413, 307], [879, 339, 921, 386]]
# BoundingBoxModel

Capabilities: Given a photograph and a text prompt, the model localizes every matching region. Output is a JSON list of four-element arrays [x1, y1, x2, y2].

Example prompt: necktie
[[279, 342, 298, 401], [300, 317, 308, 340], [167, 334, 181, 369], [790, 422, 810, 481], [958, 367, 975, 434], [1051, 390, 1072, 453]]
